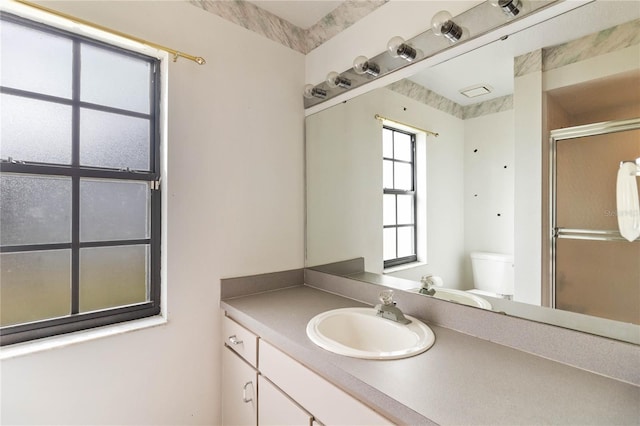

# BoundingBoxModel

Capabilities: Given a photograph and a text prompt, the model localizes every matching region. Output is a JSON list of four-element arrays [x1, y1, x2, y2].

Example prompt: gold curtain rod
[[375, 114, 439, 137], [11, 0, 206, 65]]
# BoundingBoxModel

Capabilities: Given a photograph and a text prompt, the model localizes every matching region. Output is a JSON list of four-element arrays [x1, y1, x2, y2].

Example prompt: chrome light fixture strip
[[303, 0, 558, 109]]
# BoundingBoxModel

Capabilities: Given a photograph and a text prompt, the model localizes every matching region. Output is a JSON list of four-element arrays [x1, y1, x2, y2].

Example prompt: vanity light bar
[[303, 0, 560, 109]]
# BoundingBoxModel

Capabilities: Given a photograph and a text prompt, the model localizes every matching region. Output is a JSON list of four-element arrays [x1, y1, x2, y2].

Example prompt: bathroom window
[[383, 127, 417, 268], [0, 13, 162, 345]]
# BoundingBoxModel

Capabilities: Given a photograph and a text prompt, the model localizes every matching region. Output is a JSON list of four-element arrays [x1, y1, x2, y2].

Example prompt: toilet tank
[[470, 252, 514, 296]]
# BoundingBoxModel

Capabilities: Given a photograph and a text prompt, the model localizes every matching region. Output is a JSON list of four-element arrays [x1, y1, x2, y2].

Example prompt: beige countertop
[[221, 284, 640, 425]]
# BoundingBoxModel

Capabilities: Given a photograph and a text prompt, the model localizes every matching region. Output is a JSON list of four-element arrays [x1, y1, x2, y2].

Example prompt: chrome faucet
[[374, 290, 411, 324], [419, 275, 436, 296]]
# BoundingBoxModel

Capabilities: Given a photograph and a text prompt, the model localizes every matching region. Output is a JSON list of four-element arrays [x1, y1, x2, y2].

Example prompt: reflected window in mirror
[[305, 0, 640, 345], [383, 127, 417, 268]]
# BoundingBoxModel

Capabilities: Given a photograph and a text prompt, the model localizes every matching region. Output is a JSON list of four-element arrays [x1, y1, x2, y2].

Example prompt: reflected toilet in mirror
[[305, 0, 640, 344], [468, 252, 514, 300]]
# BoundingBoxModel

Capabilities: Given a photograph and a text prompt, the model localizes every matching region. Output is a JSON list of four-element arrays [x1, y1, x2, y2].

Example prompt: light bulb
[[491, 0, 522, 17], [303, 84, 326, 99], [387, 36, 405, 57], [326, 71, 352, 89], [353, 55, 380, 77], [386, 36, 417, 62], [431, 10, 463, 43]]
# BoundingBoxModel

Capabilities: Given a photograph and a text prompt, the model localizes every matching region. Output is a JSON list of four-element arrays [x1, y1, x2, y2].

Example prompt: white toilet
[[468, 252, 514, 300]]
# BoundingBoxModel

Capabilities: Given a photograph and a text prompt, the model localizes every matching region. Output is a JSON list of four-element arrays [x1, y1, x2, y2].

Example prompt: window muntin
[[0, 13, 161, 345], [383, 127, 417, 268]]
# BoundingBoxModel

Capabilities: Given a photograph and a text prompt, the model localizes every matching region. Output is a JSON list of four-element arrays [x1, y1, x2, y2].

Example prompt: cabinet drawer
[[223, 315, 258, 367], [259, 340, 393, 426]]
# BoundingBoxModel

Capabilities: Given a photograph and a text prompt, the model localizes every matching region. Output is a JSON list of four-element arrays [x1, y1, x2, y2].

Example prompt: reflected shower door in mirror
[[305, 0, 640, 344], [552, 124, 640, 325]]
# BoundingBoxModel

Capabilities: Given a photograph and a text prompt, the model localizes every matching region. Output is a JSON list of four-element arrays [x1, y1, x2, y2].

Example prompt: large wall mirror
[[305, 0, 640, 344]]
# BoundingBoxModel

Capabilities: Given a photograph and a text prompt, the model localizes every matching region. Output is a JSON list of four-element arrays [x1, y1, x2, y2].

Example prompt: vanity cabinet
[[259, 339, 393, 426], [222, 317, 259, 425], [258, 375, 313, 425], [222, 315, 393, 426], [223, 314, 258, 365], [222, 348, 257, 425]]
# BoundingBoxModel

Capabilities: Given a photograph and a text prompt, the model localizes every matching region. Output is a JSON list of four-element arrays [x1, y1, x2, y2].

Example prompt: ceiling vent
[[460, 84, 493, 98]]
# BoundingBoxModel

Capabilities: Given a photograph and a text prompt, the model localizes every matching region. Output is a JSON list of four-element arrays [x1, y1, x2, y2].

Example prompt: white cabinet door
[[259, 340, 393, 426], [222, 347, 257, 426], [258, 375, 313, 426]]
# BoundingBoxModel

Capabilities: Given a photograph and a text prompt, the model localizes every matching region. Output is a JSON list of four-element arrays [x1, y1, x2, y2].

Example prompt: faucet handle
[[379, 290, 395, 306]]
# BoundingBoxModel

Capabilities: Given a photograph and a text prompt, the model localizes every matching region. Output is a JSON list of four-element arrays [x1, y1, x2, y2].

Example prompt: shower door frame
[[548, 117, 640, 308]]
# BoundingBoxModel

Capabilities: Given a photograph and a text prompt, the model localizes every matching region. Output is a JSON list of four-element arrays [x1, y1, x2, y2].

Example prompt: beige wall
[[514, 68, 543, 305], [0, 1, 305, 424], [463, 109, 515, 288]]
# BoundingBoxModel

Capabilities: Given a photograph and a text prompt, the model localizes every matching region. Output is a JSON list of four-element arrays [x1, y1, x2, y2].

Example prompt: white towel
[[616, 162, 640, 242]]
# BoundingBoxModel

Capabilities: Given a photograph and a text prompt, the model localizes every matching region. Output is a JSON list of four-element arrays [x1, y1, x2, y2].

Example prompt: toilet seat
[[467, 288, 510, 299]]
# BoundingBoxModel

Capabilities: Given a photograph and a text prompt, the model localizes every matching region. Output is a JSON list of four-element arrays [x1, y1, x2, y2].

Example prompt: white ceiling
[[409, 1, 640, 106], [246, 0, 344, 29]]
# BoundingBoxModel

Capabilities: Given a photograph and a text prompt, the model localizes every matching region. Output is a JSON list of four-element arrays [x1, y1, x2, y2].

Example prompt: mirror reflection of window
[[304, 0, 640, 345], [383, 127, 417, 268]]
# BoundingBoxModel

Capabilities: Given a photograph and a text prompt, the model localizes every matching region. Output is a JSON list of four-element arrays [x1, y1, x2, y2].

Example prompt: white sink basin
[[306, 307, 435, 360], [413, 287, 492, 310]]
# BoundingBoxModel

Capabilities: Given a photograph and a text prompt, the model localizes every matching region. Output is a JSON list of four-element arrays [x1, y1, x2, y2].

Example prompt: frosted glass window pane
[[1, 94, 72, 164], [397, 227, 415, 258], [80, 179, 149, 242], [383, 194, 396, 226], [80, 108, 150, 171], [0, 175, 71, 245], [397, 195, 413, 224], [394, 163, 412, 190], [394, 132, 412, 161], [80, 245, 149, 312], [81, 44, 151, 114], [1, 250, 71, 326], [0, 21, 72, 98], [383, 129, 393, 158], [383, 228, 396, 261], [383, 160, 393, 189]]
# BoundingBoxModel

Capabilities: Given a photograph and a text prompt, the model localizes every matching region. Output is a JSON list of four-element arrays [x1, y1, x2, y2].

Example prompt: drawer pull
[[228, 335, 243, 345], [242, 381, 253, 403]]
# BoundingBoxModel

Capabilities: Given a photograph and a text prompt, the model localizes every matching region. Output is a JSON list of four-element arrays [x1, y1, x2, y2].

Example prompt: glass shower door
[[550, 120, 640, 325]]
